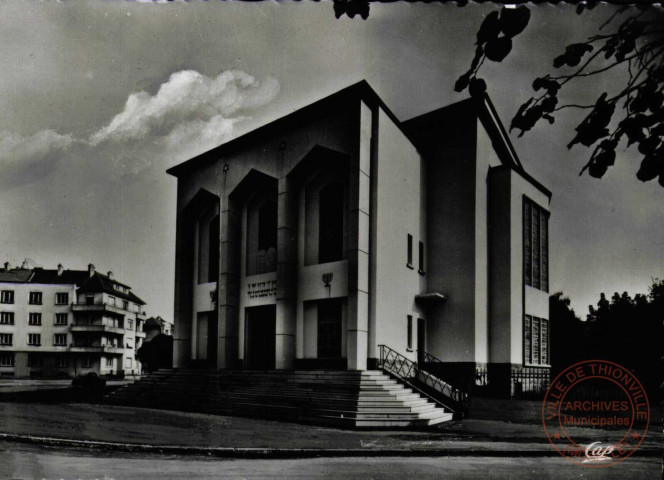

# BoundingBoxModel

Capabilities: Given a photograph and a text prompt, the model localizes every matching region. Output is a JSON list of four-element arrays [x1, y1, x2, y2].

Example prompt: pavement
[[0, 398, 661, 458]]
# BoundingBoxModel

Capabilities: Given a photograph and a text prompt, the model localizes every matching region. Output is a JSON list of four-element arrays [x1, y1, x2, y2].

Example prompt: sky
[[0, 1, 662, 318]]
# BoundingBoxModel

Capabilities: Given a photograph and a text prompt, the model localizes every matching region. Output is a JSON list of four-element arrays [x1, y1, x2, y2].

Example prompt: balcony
[[69, 345, 125, 354], [136, 310, 147, 320], [135, 330, 146, 338], [72, 302, 126, 317], [71, 324, 126, 335]]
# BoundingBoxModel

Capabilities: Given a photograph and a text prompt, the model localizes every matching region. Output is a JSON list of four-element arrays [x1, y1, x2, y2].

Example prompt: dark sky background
[[0, 1, 661, 318]]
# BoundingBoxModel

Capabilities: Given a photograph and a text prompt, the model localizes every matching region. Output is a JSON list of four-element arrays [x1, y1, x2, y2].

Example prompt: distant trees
[[551, 279, 664, 399]]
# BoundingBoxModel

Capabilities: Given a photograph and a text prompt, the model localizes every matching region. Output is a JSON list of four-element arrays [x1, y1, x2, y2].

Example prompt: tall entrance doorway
[[245, 305, 276, 370], [194, 311, 218, 368]]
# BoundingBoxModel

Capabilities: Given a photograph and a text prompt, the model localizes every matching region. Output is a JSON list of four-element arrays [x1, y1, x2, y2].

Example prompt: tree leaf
[[499, 6, 531, 38], [485, 36, 512, 62]]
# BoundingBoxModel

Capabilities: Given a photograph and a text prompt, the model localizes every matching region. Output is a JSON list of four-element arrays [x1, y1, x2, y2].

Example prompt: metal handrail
[[378, 344, 469, 406], [417, 350, 470, 404]]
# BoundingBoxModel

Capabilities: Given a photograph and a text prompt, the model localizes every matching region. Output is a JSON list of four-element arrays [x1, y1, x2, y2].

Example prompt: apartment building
[[0, 262, 146, 378]]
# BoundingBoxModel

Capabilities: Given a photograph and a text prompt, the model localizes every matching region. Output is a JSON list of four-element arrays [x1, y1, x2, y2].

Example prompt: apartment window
[[29, 291, 42, 305], [523, 197, 549, 292], [54, 313, 68, 326], [0, 312, 14, 325], [407, 315, 413, 350], [125, 357, 132, 368], [28, 313, 42, 326], [27, 333, 41, 346], [127, 319, 133, 330], [524, 315, 549, 366], [0, 290, 14, 304], [319, 182, 345, 264], [55, 292, 69, 305], [418, 241, 425, 275], [0, 353, 14, 367], [122, 300, 128, 310], [105, 357, 113, 367], [85, 295, 95, 305], [108, 296, 116, 307], [28, 354, 42, 368], [55, 356, 69, 368], [82, 356, 93, 368], [53, 334, 67, 346], [0, 334, 12, 346], [407, 234, 413, 268], [126, 339, 133, 349]]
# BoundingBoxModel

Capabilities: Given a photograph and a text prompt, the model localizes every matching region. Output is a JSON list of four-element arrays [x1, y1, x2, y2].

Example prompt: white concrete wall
[[475, 122, 504, 364], [373, 108, 426, 362]]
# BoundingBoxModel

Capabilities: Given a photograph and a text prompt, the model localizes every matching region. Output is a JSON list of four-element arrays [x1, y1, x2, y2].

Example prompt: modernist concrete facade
[[0, 263, 147, 378], [167, 82, 552, 395]]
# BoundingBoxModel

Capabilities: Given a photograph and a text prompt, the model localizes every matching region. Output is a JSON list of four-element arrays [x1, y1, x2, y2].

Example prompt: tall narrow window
[[407, 315, 413, 350], [208, 214, 220, 281], [256, 200, 277, 274], [524, 315, 549, 366], [407, 234, 413, 268], [523, 198, 549, 292], [418, 241, 425, 274], [319, 183, 344, 264]]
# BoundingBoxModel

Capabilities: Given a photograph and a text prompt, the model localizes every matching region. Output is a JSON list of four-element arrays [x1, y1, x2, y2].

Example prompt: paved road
[[0, 442, 659, 480]]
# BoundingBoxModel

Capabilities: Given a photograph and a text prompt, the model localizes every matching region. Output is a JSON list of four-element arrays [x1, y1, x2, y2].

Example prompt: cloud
[[0, 69, 279, 186], [89, 70, 280, 146], [0, 130, 74, 189]]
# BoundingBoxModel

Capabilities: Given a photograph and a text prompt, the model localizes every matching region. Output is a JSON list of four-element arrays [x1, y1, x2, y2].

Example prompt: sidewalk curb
[[1, 433, 660, 459]]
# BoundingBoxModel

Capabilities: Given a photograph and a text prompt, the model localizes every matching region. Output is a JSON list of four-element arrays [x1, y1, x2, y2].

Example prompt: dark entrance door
[[245, 305, 276, 370], [318, 298, 342, 359], [417, 317, 426, 365]]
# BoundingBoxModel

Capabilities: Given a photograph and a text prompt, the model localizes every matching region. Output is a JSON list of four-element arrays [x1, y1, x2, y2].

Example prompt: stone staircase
[[105, 369, 454, 428]]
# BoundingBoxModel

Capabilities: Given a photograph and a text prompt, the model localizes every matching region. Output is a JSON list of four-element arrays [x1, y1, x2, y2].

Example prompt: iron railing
[[419, 350, 475, 398], [378, 345, 468, 410]]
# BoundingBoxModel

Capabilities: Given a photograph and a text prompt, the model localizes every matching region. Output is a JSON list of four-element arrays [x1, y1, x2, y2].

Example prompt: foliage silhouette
[[550, 280, 664, 400], [455, 5, 664, 187]]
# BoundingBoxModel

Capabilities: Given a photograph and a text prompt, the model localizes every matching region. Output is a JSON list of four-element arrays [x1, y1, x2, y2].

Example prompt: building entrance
[[245, 305, 276, 370]]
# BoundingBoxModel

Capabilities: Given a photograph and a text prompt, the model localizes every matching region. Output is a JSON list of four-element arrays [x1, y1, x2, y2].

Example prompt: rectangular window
[[122, 300, 128, 310], [108, 296, 116, 307], [28, 354, 42, 368], [0, 353, 14, 367], [53, 334, 67, 346], [127, 319, 133, 330], [54, 313, 68, 326], [27, 333, 41, 346], [318, 184, 344, 264], [407, 234, 413, 268], [523, 198, 549, 292], [418, 241, 425, 274], [407, 315, 413, 350], [0, 312, 14, 325], [28, 313, 42, 326], [29, 292, 42, 305], [524, 315, 549, 366], [0, 290, 14, 304], [82, 356, 93, 368], [55, 292, 69, 305], [85, 295, 95, 305], [0, 334, 12, 346], [105, 357, 113, 367], [126, 339, 133, 349], [55, 356, 69, 368], [125, 357, 132, 368]]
